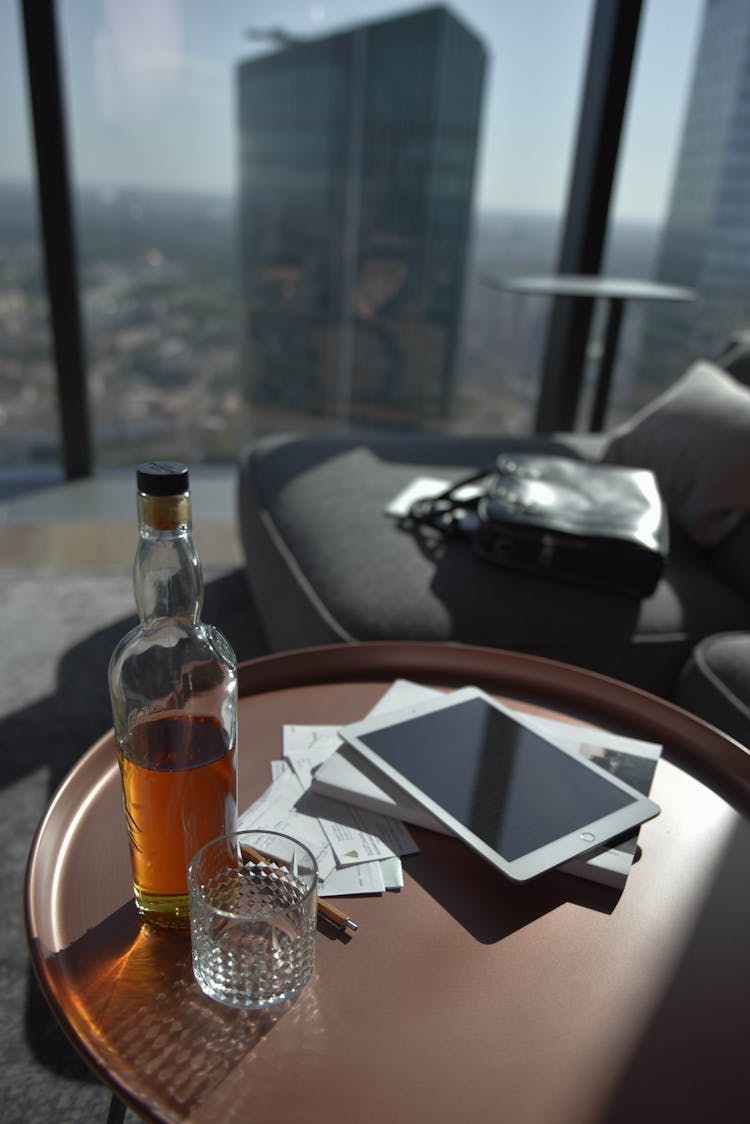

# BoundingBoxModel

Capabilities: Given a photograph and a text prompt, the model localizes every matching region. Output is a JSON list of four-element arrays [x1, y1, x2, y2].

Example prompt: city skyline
[[639, 0, 750, 390], [3, 0, 704, 223], [0, 178, 663, 474]]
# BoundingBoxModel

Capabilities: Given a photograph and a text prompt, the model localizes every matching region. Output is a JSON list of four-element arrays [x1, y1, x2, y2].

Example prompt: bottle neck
[[134, 493, 203, 625]]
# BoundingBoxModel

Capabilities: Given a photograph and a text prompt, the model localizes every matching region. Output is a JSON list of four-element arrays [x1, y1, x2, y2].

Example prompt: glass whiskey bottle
[[108, 462, 238, 929]]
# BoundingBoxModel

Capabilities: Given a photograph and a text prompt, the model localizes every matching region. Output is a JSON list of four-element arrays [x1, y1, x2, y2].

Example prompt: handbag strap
[[406, 467, 493, 538]]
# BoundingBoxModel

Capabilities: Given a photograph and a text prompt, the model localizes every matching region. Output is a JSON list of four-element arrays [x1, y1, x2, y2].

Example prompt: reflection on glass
[[7, 2, 719, 471], [237, 7, 487, 432]]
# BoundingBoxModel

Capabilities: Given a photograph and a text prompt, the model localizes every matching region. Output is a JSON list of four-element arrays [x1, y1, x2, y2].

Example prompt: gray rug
[[1, 565, 269, 1123]]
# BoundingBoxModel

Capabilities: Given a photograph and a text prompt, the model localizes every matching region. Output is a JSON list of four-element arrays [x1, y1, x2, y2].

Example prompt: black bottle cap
[[136, 461, 190, 496]]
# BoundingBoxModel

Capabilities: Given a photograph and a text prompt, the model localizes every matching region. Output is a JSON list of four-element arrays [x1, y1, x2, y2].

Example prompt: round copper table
[[25, 642, 750, 1123]]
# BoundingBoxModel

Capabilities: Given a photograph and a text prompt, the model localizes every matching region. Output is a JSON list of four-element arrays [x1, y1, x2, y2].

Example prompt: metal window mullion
[[21, 0, 92, 478], [534, 0, 643, 433]]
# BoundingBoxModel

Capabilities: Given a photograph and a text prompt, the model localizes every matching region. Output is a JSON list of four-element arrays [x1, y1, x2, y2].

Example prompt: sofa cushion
[[710, 516, 750, 601], [674, 632, 750, 748], [604, 361, 750, 548], [238, 432, 750, 697]]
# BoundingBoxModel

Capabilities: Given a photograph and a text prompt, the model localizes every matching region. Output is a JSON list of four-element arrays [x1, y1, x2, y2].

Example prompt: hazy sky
[[3, 0, 704, 222]]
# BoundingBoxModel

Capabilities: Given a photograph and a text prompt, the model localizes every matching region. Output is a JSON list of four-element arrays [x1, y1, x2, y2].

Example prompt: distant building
[[640, 0, 750, 394], [236, 5, 486, 429]]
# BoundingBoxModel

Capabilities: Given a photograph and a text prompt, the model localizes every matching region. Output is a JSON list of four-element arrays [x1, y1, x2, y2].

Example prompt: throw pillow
[[604, 360, 750, 547]]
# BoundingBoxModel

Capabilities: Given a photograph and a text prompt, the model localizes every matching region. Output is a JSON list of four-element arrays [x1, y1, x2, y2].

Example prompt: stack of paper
[[237, 726, 419, 897], [239, 679, 662, 893]]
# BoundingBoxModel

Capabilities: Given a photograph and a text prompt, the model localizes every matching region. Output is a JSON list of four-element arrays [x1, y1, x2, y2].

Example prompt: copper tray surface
[[25, 642, 750, 1123]]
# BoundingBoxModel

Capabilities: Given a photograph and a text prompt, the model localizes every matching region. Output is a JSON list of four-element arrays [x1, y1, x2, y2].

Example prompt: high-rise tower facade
[[237, 6, 486, 429], [640, 0, 750, 397]]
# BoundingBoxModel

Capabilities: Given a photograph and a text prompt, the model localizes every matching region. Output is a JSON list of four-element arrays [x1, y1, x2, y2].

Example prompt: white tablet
[[338, 687, 661, 882]]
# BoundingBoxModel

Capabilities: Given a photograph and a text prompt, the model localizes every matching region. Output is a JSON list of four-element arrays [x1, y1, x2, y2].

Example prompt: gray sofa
[[237, 333, 750, 745]]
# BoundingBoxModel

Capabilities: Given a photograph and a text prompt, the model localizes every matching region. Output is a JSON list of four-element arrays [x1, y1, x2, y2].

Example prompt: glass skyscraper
[[640, 0, 750, 398], [237, 5, 486, 430]]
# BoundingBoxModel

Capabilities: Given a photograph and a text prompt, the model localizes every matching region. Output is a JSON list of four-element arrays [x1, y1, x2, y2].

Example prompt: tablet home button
[[579, 832, 596, 842]]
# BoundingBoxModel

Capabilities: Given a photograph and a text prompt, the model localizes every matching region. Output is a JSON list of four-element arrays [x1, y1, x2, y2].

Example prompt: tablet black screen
[[357, 698, 634, 860]]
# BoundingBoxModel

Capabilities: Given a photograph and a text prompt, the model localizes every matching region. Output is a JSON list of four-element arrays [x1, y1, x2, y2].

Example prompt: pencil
[[317, 897, 359, 933], [240, 843, 358, 933]]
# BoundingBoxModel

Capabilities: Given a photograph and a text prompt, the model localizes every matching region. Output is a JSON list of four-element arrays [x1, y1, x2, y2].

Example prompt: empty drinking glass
[[188, 830, 317, 1009]]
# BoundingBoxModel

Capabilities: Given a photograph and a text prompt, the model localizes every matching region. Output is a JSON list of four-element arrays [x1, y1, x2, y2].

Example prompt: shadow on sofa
[[237, 333, 750, 745]]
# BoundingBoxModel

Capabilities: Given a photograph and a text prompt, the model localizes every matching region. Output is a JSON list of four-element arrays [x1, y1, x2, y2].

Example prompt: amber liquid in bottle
[[119, 714, 237, 924]]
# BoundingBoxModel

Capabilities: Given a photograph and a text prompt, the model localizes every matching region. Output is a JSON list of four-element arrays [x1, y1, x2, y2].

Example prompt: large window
[[602, 0, 706, 425], [4, 1, 718, 478], [54, 0, 595, 463]]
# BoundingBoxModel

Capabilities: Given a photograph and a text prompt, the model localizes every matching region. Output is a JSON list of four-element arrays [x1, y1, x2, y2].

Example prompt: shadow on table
[[405, 828, 620, 944], [34, 901, 299, 1119]]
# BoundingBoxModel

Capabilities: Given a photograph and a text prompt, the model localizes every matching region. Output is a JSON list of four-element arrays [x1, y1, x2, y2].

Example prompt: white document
[[237, 769, 337, 880], [311, 680, 448, 828], [239, 720, 412, 897], [311, 796, 419, 867], [282, 725, 342, 789], [321, 861, 386, 896], [379, 855, 405, 890]]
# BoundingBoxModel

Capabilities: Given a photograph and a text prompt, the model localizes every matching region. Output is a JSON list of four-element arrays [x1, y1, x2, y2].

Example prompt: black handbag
[[408, 454, 668, 598]]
